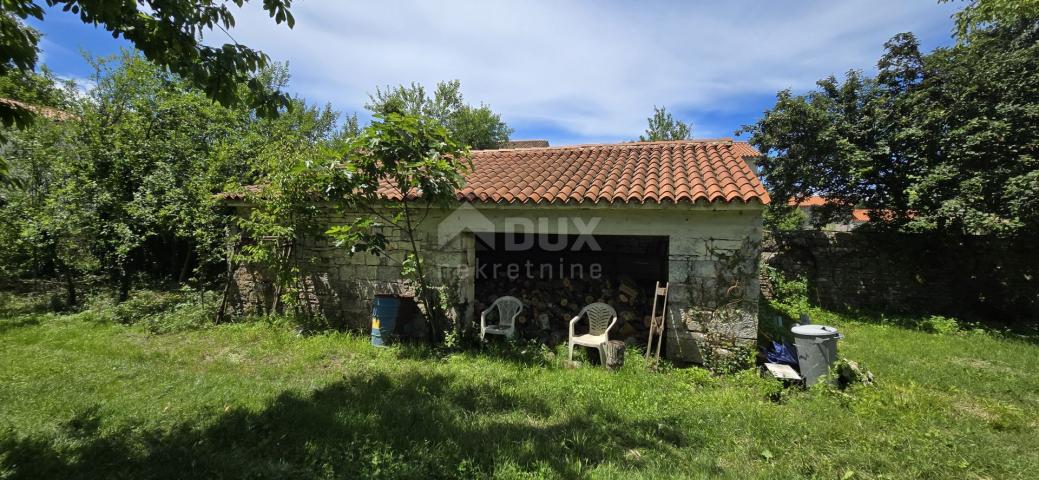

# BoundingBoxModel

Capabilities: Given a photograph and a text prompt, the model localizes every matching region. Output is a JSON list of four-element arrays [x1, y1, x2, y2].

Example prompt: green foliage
[[63, 52, 249, 298], [742, 8, 1039, 237], [325, 112, 471, 343], [762, 205, 807, 232], [366, 80, 512, 149], [0, 72, 95, 299], [639, 105, 692, 141], [921, 314, 961, 335], [0, 0, 296, 125], [0, 66, 74, 187], [1, 53, 345, 308], [700, 341, 756, 375], [0, 7, 42, 138], [944, 0, 1039, 39], [763, 266, 810, 316], [2, 307, 1037, 478], [232, 110, 341, 315], [902, 20, 1039, 236], [69, 289, 218, 333]]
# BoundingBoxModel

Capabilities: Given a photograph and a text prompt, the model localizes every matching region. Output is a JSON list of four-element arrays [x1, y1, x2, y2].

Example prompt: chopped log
[[605, 340, 626, 370]]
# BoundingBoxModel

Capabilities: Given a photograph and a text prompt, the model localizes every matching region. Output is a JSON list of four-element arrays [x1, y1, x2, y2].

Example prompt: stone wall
[[471, 205, 764, 364], [229, 209, 473, 331], [230, 203, 766, 363], [665, 235, 761, 364], [762, 231, 1039, 324]]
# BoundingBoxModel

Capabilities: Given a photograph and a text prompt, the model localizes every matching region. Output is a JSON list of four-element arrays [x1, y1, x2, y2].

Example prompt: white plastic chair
[[568, 302, 618, 365], [480, 296, 523, 341]]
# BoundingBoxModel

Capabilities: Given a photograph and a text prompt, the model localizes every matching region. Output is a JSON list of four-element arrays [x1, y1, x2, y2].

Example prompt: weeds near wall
[[762, 266, 810, 316], [681, 238, 761, 373]]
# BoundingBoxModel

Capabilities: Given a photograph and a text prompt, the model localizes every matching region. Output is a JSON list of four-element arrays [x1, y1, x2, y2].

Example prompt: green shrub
[[143, 300, 217, 334], [0, 290, 62, 317], [763, 266, 810, 316], [76, 289, 218, 333], [763, 205, 808, 232], [701, 341, 757, 375], [920, 315, 960, 335], [110, 290, 185, 325]]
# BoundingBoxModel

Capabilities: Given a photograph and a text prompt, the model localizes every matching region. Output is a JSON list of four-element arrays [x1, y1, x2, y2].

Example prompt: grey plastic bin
[[791, 324, 842, 385]]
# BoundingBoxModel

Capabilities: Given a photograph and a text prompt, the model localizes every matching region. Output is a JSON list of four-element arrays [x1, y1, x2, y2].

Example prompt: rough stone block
[[665, 320, 705, 364], [376, 266, 400, 282]]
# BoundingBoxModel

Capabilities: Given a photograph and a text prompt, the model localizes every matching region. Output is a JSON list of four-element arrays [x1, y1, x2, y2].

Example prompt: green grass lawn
[[1, 302, 1037, 479]]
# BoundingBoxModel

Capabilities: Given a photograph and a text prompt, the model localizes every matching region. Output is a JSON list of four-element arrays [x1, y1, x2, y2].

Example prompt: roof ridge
[[474, 138, 747, 153]]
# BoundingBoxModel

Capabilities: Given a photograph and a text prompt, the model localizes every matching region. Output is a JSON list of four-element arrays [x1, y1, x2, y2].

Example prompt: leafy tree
[[366, 80, 511, 149], [0, 0, 296, 129], [943, 0, 1039, 39], [325, 113, 471, 343], [903, 18, 1039, 235], [231, 129, 335, 319], [0, 81, 95, 305], [742, 8, 1039, 237], [639, 106, 692, 141], [225, 67, 345, 318], [0, 66, 72, 187], [737, 72, 878, 228], [64, 52, 244, 299], [763, 206, 808, 232], [0, 53, 335, 303]]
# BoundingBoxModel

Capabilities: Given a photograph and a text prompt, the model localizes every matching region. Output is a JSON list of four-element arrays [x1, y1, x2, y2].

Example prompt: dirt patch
[[953, 399, 997, 421], [949, 356, 1014, 375]]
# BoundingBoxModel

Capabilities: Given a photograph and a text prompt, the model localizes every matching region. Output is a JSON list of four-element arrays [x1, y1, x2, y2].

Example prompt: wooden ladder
[[645, 281, 669, 368]]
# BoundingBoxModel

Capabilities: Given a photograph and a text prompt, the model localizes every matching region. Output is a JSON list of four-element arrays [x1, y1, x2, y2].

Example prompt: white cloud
[[222, 0, 958, 144]]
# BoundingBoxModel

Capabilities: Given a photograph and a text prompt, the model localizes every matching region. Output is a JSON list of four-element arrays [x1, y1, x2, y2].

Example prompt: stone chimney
[[503, 140, 549, 149]]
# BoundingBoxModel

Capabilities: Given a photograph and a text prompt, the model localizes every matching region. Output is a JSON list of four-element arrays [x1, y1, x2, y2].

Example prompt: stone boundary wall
[[762, 231, 1039, 324]]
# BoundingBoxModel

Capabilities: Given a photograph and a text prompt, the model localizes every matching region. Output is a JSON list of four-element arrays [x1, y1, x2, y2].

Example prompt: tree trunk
[[116, 265, 131, 303], [64, 271, 77, 308], [269, 240, 295, 316], [402, 202, 443, 345], [217, 262, 234, 324], [178, 249, 193, 284]]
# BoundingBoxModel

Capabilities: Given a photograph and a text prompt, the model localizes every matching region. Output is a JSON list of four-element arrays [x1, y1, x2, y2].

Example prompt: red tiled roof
[[0, 97, 76, 122], [788, 196, 829, 207], [786, 198, 906, 223], [221, 139, 769, 206], [449, 139, 767, 205]]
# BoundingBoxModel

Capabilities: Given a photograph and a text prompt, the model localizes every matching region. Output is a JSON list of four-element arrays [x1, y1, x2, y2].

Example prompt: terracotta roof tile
[[219, 139, 769, 206], [452, 139, 768, 205]]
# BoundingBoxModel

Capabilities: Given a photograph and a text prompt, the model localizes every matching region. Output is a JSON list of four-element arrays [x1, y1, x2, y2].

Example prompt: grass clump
[[66, 289, 218, 334], [920, 314, 961, 335]]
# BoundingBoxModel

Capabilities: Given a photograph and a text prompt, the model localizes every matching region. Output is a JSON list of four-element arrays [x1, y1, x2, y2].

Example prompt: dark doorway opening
[[474, 232, 669, 349]]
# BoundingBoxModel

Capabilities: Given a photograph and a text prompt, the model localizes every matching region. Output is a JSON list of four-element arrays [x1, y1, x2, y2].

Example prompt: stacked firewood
[[475, 275, 655, 347]]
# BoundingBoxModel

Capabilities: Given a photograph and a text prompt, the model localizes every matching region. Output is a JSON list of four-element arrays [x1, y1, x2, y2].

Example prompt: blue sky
[[30, 1, 961, 146]]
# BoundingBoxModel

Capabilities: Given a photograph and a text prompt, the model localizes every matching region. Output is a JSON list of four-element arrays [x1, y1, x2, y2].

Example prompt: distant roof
[[0, 97, 75, 122], [788, 196, 828, 207], [221, 139, 770, 206], [788, 196, 900, 223]]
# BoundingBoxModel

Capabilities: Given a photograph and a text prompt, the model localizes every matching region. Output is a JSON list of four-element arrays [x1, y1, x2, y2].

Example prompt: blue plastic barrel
[[370, 295, 401, 347]]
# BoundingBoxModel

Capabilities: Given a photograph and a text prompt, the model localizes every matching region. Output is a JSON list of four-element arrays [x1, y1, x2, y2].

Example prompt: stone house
[[225, 139, 770, 363]]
